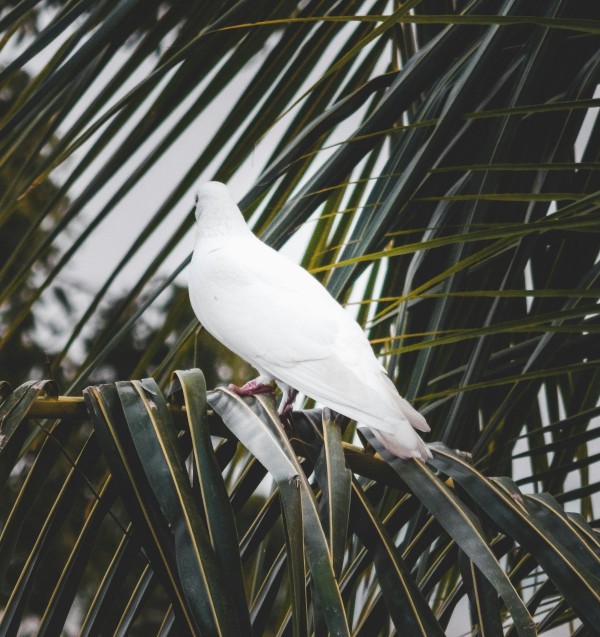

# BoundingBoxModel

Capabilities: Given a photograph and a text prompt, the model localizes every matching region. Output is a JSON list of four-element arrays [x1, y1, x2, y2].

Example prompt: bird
[[188, 181, 431, 461]]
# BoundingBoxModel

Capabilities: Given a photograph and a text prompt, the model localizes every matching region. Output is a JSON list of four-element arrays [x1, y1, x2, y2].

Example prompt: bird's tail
[[370, 425, 432, 461], [382, 374, 430, 433]]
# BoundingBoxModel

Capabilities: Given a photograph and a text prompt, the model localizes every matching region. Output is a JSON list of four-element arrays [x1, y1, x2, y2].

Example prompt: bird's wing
[[190, 236, 339, 367], [191, 236, 425, 435]]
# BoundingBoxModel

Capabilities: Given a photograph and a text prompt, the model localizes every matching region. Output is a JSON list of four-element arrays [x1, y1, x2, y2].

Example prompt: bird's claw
[[279, 410, 294, 430], [228, 380, 274, 396], [278, 386, 298, 429]]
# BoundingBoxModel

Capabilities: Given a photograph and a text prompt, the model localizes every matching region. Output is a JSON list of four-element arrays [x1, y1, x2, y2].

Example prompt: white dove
[[189, 181, 431, 460]]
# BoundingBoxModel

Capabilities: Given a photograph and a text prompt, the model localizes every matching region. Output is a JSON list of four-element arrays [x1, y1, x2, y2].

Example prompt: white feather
[[189, 182, 431, 461]]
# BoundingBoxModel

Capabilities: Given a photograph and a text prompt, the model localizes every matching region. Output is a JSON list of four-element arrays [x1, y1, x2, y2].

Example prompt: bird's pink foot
[[229, 379, 274, 396], [280, 388, 298, 416], [278, 386, 298, 429]]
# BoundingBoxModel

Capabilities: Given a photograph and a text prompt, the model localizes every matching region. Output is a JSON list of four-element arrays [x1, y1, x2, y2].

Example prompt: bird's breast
[[189, 242, 249, 331]]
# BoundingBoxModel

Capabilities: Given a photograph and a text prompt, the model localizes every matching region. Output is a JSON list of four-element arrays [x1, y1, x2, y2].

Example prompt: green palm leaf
[[1, 1, 600, 634]]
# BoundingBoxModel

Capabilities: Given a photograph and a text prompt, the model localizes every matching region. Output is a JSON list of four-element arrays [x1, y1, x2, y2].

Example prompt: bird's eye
[[194, 193, 199, 206]]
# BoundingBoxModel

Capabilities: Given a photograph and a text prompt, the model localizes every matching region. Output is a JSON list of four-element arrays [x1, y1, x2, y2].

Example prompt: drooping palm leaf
[[1, 1, 600, 634], [1, 376, 598, 634]]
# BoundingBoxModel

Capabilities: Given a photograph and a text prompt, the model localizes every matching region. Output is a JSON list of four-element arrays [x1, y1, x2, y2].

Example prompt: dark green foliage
[[0, 1, 599, 634], [1, 375, 599, 634]]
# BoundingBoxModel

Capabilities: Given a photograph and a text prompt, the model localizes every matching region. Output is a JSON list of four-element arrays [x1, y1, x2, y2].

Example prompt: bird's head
[[194, 181, 232, 222], [193, 181, 248, 237]]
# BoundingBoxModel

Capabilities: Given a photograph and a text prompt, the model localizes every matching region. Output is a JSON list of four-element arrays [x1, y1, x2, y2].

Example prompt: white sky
[[1, 9, 380, 301]]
